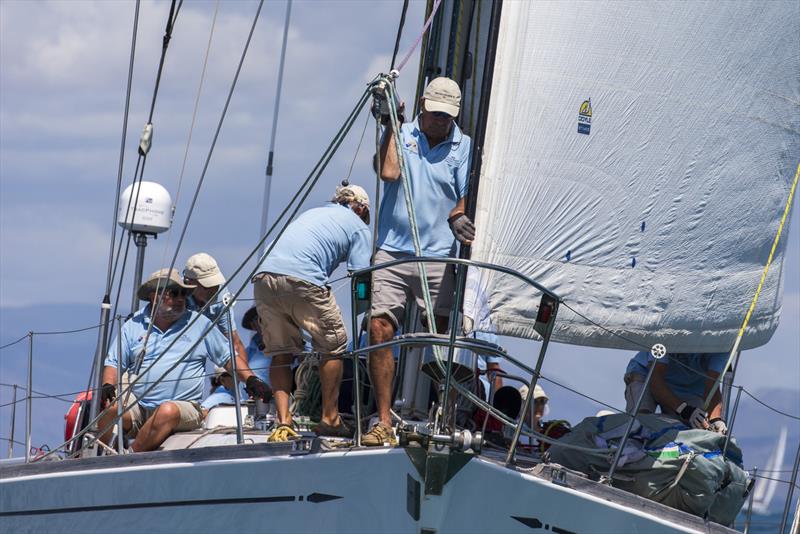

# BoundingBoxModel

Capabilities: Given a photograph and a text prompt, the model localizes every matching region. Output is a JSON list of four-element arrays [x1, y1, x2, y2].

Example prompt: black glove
[[448, 213, 476, 244], [678, 402, 707, 429], [245, 376, 272, 403], [101, 383, 117, 405]]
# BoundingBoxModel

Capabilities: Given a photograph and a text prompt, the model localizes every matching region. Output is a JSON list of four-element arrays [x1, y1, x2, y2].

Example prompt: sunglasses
[[430, 111, 453, 119], [160, 287, 192, 298]]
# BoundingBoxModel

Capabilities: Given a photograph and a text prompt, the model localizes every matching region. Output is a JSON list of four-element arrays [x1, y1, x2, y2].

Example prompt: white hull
[[1, 440, 735, 534]]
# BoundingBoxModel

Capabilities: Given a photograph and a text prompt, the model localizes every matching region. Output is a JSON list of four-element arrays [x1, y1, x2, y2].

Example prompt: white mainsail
[[466, 0, 800, 351]]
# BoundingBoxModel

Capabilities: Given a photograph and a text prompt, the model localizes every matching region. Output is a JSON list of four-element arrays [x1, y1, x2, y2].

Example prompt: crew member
[[366, 76, 474, 446], [99, 269, 271, 452], [624, 351, 728, 433], [252, 184, 371, 442]]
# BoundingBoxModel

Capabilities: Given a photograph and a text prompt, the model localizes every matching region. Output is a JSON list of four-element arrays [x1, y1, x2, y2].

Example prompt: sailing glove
[[448, 213, 476, 244], [101, 383, 117, 405], [245, 376, 272, 403], [708, 417, 728, 435], [678, 402, 707, 429]]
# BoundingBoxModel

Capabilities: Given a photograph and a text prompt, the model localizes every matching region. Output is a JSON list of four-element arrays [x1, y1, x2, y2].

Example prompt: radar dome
[[117, 181, 172, 234]]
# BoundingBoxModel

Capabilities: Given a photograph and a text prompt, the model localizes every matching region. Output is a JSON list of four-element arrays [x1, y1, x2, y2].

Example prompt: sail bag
[[465, 1, 800, 351]]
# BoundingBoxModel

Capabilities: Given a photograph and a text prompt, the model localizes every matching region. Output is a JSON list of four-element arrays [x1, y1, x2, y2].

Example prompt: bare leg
[[97, 403, 132, 445], [369, 317, 396, 428], [131, 402, 181, 452], [319, 354, 343, 426], [270, 353, 294, 425]]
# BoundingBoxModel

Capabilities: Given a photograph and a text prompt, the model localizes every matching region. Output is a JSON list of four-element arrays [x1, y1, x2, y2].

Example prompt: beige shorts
[[253, 273, 348, 356], [370, 249, 454, 330], [126, 398, 204, 438]]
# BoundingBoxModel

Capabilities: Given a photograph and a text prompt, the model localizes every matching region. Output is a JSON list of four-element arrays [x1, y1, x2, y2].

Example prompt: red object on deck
[[64, 391, 92, 442]]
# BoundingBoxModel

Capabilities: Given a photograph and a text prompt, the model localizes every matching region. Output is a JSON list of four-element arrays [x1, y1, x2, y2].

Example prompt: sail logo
[[577, 99, 592, 135]]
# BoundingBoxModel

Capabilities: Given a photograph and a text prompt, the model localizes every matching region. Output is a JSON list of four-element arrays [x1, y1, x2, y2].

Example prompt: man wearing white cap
[[99, 268, 271, 452], [252, 184, 372, 442], [366, 77, 475, 446]]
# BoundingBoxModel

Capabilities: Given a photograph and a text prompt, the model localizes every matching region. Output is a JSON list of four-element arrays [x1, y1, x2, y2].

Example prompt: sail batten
[[466, 0, 799, 352]]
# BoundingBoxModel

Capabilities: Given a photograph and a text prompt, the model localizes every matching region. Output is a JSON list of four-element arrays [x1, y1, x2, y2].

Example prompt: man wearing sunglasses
[[98, 268, 271, 452], [365, 77, 475, 446]]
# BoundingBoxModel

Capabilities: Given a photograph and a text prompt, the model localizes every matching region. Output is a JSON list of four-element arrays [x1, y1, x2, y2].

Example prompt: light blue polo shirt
[[257, 202, 372, 286], [200, 334, 271, 410], [105, 305, 232, 409], [625, 352, 727, 399], [377, 117, 471, 257], [187, 296, 237, 337]]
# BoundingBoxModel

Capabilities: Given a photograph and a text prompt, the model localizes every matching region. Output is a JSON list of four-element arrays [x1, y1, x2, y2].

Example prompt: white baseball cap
[[184, 253, 225, 288], [519, 384, 549, 402], [334, 184, 370, 208], [422, 77, 461, 117]]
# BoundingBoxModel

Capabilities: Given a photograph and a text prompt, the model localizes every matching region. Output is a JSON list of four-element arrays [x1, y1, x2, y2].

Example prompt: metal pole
[[7, 384, 17, 458], [131, 232, 148, 315], [743, 467, 756, 534], [224, 301, 244, 445], [351, 277, 363, 446], [116, 316, 125, 454], [779, 440, 800, 534], [602, 346, 665, 485], [437, 262, 467, 434], [506, 302, 558, 466], [88, 298, 112, 426], [259, 0, 292, 255], [25, 332, 33, 463], [721, 386, 743, 461]]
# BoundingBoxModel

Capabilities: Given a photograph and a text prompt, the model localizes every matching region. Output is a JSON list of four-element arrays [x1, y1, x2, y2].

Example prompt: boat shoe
[[313, 417, 353, 439], [361, 423, 397, 447], [267, 424, 300, 443]]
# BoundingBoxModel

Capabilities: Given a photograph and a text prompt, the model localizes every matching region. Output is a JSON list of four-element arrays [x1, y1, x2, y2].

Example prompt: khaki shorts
[[370, 250, 455, 330], [127, 398, 204, 438], [253, 273, 348, 356]]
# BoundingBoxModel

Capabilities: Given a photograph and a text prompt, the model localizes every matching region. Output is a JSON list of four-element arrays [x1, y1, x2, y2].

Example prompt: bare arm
[[702, 370, 723, 420], [649, 362, 683, 413], [379, 124, 401, 182], [224, 340, 255, 384], [102, 366, 118, 386], [448, 197, 468, 220]]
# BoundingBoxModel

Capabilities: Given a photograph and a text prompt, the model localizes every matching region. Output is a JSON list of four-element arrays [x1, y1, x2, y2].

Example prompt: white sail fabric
[[466, 1, 799, 351]]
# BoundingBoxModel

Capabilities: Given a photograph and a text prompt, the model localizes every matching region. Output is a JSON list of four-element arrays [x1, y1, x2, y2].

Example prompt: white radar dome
[[117, 181, 172, 234]]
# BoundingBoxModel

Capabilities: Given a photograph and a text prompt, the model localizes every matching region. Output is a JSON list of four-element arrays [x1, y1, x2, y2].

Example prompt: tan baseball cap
[[519, 384, 549, 402], [137, 268, 196, 300], [184, 253, 225, 288], [334, 184, 370, 208], [422, 77, 461, 117]]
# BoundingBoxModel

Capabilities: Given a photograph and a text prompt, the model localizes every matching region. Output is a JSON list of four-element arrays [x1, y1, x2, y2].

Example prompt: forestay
[[466, 0, 800, 351]]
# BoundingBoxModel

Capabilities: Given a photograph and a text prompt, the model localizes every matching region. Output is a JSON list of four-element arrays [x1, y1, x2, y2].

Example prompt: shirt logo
[[404, 139, 418, 154]]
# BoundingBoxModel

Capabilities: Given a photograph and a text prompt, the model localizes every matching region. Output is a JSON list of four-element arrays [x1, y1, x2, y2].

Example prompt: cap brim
[[423, 99, 459, 117], [195, 273, 225, 288]]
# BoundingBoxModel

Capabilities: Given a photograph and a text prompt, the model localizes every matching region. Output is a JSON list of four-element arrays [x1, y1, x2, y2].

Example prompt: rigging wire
[[395, 0, 443, 72], [389, 0, 410, 70], [0, 335, 28, 351]]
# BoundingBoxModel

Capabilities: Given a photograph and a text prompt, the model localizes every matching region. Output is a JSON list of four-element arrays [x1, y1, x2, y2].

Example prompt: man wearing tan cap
[[252, 184, 371, 442], [366, 77, 475, 446], [98, 268, 271, 452]]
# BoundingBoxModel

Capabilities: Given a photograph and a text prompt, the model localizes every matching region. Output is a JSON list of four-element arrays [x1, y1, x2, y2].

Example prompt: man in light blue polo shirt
[[366, 77, 475, 446], [623, 351, 728, 433], [98, 268, 270, 452], [253, 184, 371, 442]]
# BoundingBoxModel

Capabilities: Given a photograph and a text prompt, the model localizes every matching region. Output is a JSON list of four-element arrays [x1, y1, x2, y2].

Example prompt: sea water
[[733, 510, 797, 534]]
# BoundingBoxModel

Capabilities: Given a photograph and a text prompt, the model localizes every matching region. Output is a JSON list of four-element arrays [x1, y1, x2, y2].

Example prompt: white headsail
[[466, 0, 800, 351]]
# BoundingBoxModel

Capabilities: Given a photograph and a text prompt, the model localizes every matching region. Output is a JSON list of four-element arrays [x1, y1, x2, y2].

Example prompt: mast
[[259, 0, 292, 254]]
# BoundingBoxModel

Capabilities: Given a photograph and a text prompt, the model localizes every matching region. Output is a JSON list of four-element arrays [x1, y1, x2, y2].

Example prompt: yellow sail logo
[[577, 98, 592, 135], [579, 99, 592, 118]]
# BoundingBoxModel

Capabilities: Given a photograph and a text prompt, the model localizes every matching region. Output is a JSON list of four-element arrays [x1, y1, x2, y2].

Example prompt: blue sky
[[0, 0, 798, 464]]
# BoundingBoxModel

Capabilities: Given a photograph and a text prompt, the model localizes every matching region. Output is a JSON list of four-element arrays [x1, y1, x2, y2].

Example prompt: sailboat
[[750, 426, 789, 516], [1, 1, 798, 533]]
